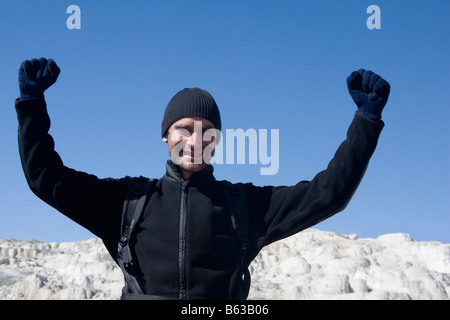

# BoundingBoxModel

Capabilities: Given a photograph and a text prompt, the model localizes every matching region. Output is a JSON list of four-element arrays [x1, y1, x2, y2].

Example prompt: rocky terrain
[[0, 229, 449, 300]]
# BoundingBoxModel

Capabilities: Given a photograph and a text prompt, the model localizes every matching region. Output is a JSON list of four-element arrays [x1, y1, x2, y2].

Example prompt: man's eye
[[176, 128, 191, 137]]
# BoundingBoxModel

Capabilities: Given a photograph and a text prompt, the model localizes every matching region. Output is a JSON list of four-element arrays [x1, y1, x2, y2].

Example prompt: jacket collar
[[165, 160, 216, 184]]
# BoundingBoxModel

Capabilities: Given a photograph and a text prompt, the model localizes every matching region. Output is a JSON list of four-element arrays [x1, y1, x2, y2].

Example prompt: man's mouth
[[181, 150, 203, 163]]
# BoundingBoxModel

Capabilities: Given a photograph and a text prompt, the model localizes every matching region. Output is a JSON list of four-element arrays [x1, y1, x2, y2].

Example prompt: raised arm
[[15, 58, 128, 248], [249, 69, 390, 251]]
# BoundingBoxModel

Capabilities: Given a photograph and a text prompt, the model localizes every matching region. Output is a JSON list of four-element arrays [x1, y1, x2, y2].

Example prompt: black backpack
[[117, 176, 250, 299]]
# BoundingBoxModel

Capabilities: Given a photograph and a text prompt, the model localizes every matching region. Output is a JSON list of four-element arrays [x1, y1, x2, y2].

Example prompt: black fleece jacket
[[15, 97, 384, 299]]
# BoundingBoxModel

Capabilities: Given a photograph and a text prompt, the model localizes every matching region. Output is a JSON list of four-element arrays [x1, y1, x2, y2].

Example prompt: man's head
[[162, 88, 221, 179]]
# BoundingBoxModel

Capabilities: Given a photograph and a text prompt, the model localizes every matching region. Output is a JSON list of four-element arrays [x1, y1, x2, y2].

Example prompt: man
[[15, 57, 390, 300]]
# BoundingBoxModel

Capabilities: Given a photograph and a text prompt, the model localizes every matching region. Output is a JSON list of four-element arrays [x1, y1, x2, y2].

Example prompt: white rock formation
[[0, 238, 123, 300], [247, 229, 450, 300], [0, 229, 449, 300]]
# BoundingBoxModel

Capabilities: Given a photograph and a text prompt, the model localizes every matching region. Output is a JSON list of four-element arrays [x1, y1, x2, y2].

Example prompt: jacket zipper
[[178, 180, 189, 299]]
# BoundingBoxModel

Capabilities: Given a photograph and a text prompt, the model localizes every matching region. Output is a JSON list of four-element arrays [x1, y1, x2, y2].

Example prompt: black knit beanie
[[161, 88, 222, 137], [161, 87, 222, 137]]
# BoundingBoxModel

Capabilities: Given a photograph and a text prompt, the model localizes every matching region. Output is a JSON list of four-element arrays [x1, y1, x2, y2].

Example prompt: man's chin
[[179, 161, 207, 174]]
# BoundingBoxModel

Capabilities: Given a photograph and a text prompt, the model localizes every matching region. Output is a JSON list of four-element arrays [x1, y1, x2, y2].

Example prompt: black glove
[[19, 58, 60, 100], [347, 69, 390, 121]]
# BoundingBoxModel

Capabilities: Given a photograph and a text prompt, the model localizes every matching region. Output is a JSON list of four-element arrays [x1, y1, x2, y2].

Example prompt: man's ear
[[162, 135, 168, 143]]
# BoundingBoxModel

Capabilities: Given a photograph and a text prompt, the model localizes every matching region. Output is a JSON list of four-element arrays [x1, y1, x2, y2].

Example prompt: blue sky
[[0, 1, 449, 243]]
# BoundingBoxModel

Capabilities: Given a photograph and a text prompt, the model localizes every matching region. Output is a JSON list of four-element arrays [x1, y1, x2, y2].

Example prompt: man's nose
[[186, 131, 202, 148]]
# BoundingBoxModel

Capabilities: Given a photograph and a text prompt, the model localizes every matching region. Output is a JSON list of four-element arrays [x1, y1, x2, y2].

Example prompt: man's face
[[163, 117, 218, 179]]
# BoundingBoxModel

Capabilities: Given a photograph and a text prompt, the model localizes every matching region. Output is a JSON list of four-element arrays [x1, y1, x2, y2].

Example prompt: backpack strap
[[222, 181, 251, 299], [117, 176, 157, 295]]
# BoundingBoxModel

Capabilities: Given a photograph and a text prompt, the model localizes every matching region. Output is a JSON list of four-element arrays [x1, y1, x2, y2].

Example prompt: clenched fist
[[19, 58, 60, 100], [347, 69, 390, 122]]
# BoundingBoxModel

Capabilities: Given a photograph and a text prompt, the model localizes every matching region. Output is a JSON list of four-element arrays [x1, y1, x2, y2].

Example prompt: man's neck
[[166, 160, 215, 184], [181, 169, 193, 181]]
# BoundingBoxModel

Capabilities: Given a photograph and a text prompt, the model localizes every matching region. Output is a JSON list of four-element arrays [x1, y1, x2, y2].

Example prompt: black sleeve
[[15, 98, 129, 253], [247, 112, 384, 252]]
